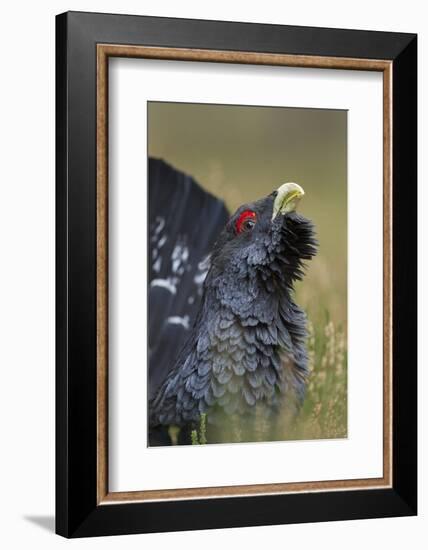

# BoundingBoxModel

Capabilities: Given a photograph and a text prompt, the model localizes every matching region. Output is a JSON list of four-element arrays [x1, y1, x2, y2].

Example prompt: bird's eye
[[241, 218, 255, 231], [236, 210, 257, 234]]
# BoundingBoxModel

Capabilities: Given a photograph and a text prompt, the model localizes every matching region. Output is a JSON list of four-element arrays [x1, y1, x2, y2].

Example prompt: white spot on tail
[[154, 216, 165, 235], [150, 278, 177, 294], [194, 271, 208, 285], [158, 235, 167, 248], [167, 316, 190, 329], [171, 244, 189, 273]]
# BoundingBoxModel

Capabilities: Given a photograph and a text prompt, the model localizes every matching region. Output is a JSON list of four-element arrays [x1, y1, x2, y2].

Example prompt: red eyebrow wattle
[[236, 210, 256, 233]]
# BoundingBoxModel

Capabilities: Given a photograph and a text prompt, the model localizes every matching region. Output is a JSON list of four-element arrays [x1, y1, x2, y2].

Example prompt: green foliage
[[199, 413, 207, 444], [190, 413, 208, 445], [288, 318, 347, 440], [190, 430, 199, 445]]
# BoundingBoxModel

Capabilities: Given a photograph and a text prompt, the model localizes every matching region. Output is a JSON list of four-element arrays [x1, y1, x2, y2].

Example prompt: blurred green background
[[148, 102, 347, 441]]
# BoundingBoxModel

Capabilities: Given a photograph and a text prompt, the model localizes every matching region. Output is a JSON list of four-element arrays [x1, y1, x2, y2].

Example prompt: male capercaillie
[[148, 159, 317, 444]]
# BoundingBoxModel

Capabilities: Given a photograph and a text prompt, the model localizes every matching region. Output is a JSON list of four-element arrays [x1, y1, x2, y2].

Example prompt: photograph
[[147, 101, 348, 446]]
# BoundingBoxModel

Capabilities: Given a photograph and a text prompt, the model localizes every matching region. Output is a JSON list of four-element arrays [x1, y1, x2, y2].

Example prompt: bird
[[148, 158, 317, 445]]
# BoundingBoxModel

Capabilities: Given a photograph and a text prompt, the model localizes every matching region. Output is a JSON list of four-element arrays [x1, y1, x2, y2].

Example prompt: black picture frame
[[56, 11, 417, 538]]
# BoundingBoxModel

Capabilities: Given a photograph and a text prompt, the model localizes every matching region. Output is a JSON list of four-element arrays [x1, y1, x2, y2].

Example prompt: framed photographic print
[[56, 11, 417, 537]]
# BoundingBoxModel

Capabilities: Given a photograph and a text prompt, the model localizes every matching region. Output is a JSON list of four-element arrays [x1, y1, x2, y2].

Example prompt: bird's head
[[206, 183, 317, 316]]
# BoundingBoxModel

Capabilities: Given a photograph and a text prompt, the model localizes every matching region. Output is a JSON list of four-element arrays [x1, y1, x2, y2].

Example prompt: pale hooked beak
[[272, 182, 305, 220]]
